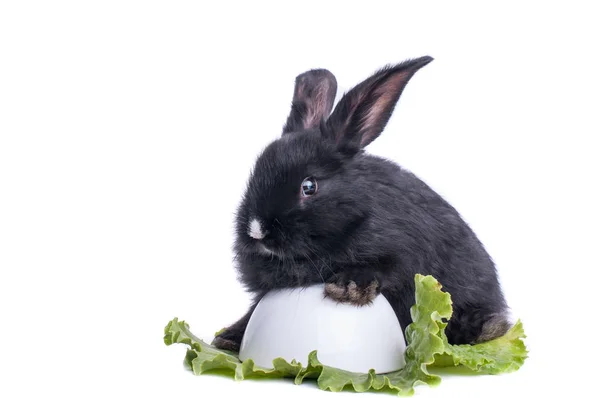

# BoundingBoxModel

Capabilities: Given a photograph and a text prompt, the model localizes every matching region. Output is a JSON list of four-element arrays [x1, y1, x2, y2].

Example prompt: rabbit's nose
[[248, 218, 269, 240]]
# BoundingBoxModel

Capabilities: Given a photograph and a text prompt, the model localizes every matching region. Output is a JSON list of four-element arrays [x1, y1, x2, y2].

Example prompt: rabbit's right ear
[[324, 56, 433, 152], [282, 69, 338, 134]]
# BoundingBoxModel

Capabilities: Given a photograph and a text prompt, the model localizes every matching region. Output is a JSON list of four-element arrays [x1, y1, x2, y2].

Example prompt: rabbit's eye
[[301, 177, 318, 197]]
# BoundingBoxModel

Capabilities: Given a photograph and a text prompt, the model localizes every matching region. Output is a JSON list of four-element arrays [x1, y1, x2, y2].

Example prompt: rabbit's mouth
[[252, 240, 305, 261], [257, 242, 294, 260], [258, 242, 276, 257]]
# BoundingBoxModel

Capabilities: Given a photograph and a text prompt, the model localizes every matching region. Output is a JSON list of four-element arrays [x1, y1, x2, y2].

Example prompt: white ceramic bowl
[[238, 284, 406, 374]]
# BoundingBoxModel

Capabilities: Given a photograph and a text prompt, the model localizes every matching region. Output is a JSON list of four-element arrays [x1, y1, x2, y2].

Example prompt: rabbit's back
[[349, 155, 510, 343]]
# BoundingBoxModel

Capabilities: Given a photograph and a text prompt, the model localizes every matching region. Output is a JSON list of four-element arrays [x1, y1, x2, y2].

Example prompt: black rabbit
[[213, 56, 512, 352]]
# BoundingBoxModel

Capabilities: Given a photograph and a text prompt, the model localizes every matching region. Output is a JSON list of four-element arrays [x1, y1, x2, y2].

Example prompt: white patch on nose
[[248, 218, 266, 240]]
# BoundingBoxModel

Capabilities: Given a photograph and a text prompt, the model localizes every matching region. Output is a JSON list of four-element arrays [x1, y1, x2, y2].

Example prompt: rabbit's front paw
[[324, 273, 379, 306]]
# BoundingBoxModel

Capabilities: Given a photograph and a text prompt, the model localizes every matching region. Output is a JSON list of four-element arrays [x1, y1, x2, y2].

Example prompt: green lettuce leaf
[[433, 319, 528, 374], [164, 274, 527, 395]]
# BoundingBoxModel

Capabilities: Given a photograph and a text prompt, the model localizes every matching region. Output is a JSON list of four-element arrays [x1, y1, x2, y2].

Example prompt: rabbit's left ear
[[282, 69, 338, 134], [324, 56, 433, 152]]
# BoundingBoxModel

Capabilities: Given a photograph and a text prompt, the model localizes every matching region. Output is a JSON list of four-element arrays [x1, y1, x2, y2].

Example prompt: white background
[[1, 1, 598, 397]]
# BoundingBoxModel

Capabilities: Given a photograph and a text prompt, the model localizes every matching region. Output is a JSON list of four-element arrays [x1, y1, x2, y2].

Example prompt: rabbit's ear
[[282, 69, 337, 134], [324, 56, 433, 151]]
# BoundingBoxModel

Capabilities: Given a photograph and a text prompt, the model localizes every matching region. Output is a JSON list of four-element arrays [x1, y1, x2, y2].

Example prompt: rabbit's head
[[234, 57, 433, 261]]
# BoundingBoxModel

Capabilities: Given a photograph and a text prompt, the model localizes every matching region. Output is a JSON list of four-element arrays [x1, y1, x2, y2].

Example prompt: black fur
[[213, 56, 511, 350]]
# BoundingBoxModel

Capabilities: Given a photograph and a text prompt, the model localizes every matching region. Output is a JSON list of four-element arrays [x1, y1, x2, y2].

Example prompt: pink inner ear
[[303, 79, 335, 130], [359, 71, 409, 147]]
